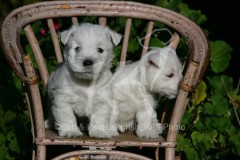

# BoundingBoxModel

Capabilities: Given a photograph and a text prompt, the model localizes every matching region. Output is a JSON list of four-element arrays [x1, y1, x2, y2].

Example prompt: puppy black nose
[[83, 59, 93, 66]]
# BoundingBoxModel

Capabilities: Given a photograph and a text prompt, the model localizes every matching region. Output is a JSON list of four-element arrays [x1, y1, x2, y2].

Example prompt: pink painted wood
[[0, 1, 210, 160]]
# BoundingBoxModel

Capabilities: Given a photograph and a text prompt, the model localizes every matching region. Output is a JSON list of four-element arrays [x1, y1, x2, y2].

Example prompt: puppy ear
[[108, 30, 122, 46], [60, 26, 77, 45], [147, 50, 160, 68]]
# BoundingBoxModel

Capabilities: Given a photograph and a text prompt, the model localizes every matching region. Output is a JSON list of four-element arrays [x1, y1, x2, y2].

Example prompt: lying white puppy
[[45, 23, 122, 138], [108, 34, 182, 138]]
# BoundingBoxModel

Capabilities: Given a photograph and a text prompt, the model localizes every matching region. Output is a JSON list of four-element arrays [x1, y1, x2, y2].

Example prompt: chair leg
[[165, 148, 175, 160], [155, 147, 159, 160], [32, 148, 36, 160], [36, 145, 46, 160]]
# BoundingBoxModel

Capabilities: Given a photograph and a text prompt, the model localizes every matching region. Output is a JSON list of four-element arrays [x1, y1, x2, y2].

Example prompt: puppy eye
[[166, 73, 174, 78], [75, 47, 81, 53], [97, 48, 104, 54]]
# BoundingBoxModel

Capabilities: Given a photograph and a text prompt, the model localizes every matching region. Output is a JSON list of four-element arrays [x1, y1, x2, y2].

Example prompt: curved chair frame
[[0, 1, 210, 160]]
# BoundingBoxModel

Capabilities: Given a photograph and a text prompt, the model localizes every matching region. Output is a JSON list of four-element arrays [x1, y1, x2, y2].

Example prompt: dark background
[[184, 0, 240, 81]]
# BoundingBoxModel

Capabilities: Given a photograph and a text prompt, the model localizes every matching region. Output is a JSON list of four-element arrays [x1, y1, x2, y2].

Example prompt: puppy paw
[[58, 128, 83, 138], [118, 125, 126, 133], [136, 128, 159, 139], [88, 126, 112, 138], [44, 119, 52, 129], [118, 121, 135, 133], [154, 123, 164, 134], [109, 128, 119, 137]]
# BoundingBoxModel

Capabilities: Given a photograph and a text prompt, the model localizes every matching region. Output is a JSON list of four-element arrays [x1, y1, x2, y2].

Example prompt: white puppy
[[107, 36, 182, 139], [45, 23, 122, 138]]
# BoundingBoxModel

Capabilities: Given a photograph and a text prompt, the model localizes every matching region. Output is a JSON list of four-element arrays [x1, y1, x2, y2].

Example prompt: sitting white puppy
[[45, 23, 122, 138], [109, 34, 182, 139]]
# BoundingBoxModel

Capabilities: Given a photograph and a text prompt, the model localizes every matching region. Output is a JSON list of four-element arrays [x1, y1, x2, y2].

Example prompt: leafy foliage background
[[0, 0, 240, 159]]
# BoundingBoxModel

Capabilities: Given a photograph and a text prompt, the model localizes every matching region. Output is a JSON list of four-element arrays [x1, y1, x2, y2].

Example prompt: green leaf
[[191, 130, 217, 151], [207, 75, 233, 96], [7, 131, 14, 141], [176, 134, 200, 160], [12, 72, 23, 93], [0, 133, 6, 145], [3, 111, 16, 124], [207, 116, 232, 132], [179, 3, 207, 25], [194, 119, 204, 131], [226, 125, 237, 136], [31, 21, 41, 34], [230, 89, 240, 106], [192, 81, 207, 105], [9, 137, 21, 154], [210, 40, 232, 73], [128, 38, 140, 53], [156, 0, 181, 11], [193, 107, 204, 130], [218, 134, 226, 146], [0, 145, 8, 160], [231, 134, 240, 155], [176, 134, 191, 151], [181, 111, 192, 126], [133, 19, 142, 28], [5, 153, 14, 160], [209, 129, 218, 142], [25, 44, 33, 55], [118, 17, 126, 28], [185, 147, 200, 160], [7, 132, 21, 154], [204, 95, 229, 116], [46, 59, 58, 74], [149, 38, 164, 48], [191, 131, 202, 147]]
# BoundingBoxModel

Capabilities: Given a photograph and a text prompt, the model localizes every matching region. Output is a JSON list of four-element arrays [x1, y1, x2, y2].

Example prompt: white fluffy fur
[[105, 47, 183, 139], [45, 23, 122, 138]]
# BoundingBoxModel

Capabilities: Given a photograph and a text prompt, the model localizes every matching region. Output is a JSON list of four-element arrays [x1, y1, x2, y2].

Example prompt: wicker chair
[[0, 1, 210, 160]]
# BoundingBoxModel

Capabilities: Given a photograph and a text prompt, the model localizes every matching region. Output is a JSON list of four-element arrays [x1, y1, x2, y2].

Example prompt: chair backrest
[[0, 0, 210, 157]]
